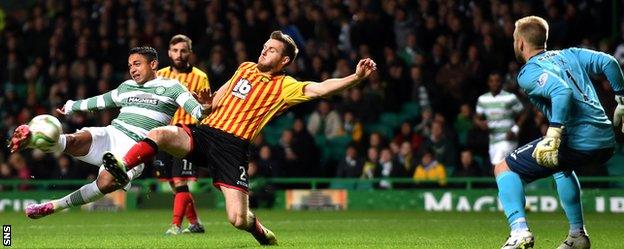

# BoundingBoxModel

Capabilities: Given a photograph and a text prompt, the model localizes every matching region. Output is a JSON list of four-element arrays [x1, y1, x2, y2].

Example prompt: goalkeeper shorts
[[505, 137, 613, 182]]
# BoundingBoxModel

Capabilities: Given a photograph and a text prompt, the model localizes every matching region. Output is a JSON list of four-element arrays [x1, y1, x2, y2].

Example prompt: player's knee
[[494, 161, 510, 176], [96, 177, 119, 194]]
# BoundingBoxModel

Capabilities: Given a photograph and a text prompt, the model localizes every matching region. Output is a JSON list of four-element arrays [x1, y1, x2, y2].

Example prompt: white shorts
[[489, 140, 518, 165], [73, 126, 144, 188]]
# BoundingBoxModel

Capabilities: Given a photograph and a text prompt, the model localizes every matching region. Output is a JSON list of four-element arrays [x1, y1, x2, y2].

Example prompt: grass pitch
[[1, 209, 621, 248]]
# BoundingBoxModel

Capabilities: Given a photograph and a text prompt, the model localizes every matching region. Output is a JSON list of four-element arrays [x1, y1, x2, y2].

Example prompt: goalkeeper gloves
[[532, 126, 562, 168], [613, 96, 624, 133]]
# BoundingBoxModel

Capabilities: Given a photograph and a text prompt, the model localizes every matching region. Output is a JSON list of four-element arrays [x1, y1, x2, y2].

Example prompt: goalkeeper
[[498, 16, 624, 249]]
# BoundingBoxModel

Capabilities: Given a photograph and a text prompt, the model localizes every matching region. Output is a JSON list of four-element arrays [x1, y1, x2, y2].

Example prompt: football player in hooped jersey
[[8, 47, 211, 219], [103, 31, 377, 246], [497, 16, 624, 249]]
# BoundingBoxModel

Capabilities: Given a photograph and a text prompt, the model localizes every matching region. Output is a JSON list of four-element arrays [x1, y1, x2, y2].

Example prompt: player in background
[[9, 47, 211, 219], [498, 16, 624, 249], [476, 72, 524, 171], [156, 34, 208, 235], [102, 31, 376, 246]]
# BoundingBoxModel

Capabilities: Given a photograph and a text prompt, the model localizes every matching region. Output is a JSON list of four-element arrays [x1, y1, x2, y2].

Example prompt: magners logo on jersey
[[127, 97, 159, 105], [232, 78, 252, 99]]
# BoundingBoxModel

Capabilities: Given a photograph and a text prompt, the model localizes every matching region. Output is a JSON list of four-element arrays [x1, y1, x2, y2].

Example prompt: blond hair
[[515, 16, 549, 49]]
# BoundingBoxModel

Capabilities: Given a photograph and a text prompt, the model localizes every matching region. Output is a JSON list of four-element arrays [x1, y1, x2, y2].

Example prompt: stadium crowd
[[1, 0, 623, 189]]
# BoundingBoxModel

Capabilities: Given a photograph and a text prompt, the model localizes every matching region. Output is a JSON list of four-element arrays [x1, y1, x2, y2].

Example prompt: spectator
[[307, 100, 343, 139], [454, 103, 473, 146], [421, 121, 457, 169], [361, 147, 379, 179], [393, 121, 423, 153], [454, 149, 482, 177], [335, 145, 363, 178], [342, 112, 364, 144], [377, 148, 401, 189], [413, 148, 447, 186], [396, 141, 417, 177]]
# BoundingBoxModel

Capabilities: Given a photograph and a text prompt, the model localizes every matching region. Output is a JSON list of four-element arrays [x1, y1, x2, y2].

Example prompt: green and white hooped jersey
[[69, 77, 203, 141], [476, 90, 523, 144]]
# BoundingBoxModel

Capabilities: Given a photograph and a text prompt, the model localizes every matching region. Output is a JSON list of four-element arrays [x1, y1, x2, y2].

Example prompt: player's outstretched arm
[[303, 58, 377, 98], [56, 89, 121, 115]]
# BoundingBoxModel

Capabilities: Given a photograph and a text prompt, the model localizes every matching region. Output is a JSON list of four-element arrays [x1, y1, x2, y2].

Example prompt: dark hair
[[169, 34, 192, 51], [129, 46, 158, 62], [270, 31, 298, 66]]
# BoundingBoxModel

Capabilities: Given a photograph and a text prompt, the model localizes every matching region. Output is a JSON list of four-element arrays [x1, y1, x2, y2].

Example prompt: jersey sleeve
[[281, 76, 316, 105], [570, 47, 624, 95], [171, 82, 203, 120], [70, 83, 122, 112], [517, 63, 572, 126], [475, 97, 485, 115]]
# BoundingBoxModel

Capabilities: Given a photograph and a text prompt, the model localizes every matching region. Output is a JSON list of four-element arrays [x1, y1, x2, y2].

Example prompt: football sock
[[496, 171, 528, 232], [553, 171, 585, 234], [123, 138, 158, 170], [172, 185, 190, 226], [185, 193, 199, 224], [55, 181, 104, 210]]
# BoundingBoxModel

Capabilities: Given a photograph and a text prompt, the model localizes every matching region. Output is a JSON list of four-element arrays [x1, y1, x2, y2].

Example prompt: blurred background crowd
[[1, 0, 623, 189]]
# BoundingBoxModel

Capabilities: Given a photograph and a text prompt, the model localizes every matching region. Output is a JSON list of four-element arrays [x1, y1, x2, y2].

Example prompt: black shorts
[[181, 124, 250, 193], [506, 137, 614, 182], [153, 151, 198, 181]]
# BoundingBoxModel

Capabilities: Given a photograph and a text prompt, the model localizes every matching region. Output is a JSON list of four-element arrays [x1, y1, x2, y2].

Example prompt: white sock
[[55, 181, 104, 210]]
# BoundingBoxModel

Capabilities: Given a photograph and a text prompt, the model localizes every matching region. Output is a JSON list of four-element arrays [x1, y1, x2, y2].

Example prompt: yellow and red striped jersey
[[157, 66, 210, 125], [202, 62, 314, 141]]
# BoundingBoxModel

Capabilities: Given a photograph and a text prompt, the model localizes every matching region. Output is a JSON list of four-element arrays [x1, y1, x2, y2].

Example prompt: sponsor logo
[[232, 79, 252, 99], [236, 181, 249, 188], [127, 97, 159, 105], [537, 72, 548, 87]]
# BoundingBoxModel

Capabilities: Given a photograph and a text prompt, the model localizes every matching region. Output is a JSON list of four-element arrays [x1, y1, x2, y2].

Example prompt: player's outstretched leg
[[8, 125, 32, 153], [222, 187, 277, 245], [26, 181, 104, 219], [554, 171, 590, 249], [25, 165, 143, 219], [496, 161, 534, 249]]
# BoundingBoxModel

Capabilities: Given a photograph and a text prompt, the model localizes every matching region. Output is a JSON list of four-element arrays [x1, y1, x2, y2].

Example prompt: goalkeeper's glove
[[532, 126, 562, 168], [613, 96, 624, 133]]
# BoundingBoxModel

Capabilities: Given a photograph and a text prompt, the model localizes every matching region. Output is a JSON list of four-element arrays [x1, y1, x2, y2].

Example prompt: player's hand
[[613, 96, 624, 133], [194, 89, 214, 116], [532, 126, 562, 168], [355, 58, 377, 80], [56, 100, 75, 116]]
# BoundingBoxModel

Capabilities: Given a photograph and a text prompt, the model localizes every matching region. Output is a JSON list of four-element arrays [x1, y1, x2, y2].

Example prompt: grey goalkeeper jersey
[[69, 77, 203, 141]]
